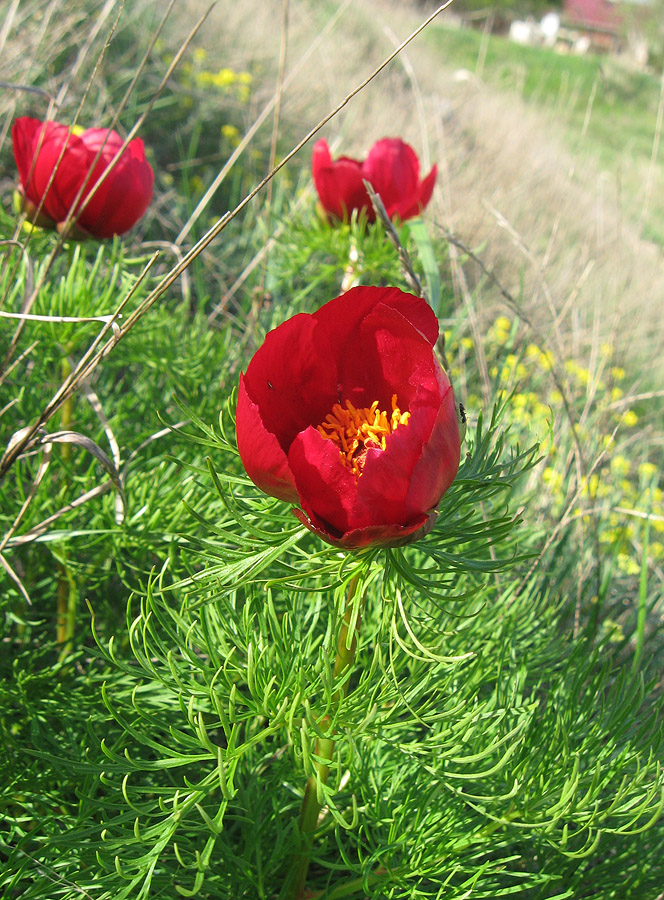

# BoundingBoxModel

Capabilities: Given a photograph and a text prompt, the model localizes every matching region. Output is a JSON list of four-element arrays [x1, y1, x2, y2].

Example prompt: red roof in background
[[563, 0, 622, 32]]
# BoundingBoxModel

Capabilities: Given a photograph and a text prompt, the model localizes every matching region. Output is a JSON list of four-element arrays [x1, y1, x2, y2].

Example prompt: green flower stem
[[631, 487, 652, 677], [56, 354, 75, 649], [59, 355, 73, 459], [286, 574, 363, 900], [56, 564, 69, 646]]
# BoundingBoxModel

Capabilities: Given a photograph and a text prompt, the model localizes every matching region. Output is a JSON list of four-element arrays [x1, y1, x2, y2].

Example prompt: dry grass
[[2, 0, 662, 413], [176, 0, 664, 381]]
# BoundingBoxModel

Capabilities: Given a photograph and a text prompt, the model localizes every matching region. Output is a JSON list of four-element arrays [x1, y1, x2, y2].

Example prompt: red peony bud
[[312, 137, 436, 224], [236, 286, 460, 549], [11, 117, 154, 239]]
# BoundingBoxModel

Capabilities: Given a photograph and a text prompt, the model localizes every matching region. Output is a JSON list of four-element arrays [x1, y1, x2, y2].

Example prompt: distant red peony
[[312, 137, 436, 223], [11, 117, 154, 239], [236, 286, 460, 549]]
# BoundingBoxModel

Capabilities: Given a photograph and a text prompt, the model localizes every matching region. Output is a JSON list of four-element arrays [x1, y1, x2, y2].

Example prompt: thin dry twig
[[364, 181, 424, 298], [0, 0, 454, 480], [120, 420, 188, 481], [207, 186, 312, 325], [0, 551, 32, 605], [0, 80, 55, 101], [440, 228, 583, 458], [380, 23, 429, 169], [0, 0, 21, 59], [512, 417, 623, 604], [482, 199, 566, 362], [0, 311, 121, 326], [259, 0, 290, 297], [0, 340, 38, 392], [443, 234, 492, 407], [3, 421, 189, 551], [4, 482, 113, 549], [440, 226, 605, 622], [0, 443, 52, 553], [141, 241, 191, 307], [174, 0, 348, 246], [78, 377, 123, 523]]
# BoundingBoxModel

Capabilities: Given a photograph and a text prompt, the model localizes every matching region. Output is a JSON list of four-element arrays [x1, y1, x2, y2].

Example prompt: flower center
[[317, 394, 410, 477]]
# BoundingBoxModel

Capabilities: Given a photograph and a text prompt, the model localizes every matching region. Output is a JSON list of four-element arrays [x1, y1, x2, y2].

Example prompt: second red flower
[[312, 137, 437, 223]]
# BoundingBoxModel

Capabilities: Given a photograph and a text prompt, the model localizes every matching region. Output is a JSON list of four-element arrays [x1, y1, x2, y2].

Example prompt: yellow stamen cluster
[[317, 394, 410, 477]]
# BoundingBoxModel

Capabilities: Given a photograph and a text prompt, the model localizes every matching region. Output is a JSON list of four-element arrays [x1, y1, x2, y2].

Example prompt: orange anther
[[317, 396, 410, 477]]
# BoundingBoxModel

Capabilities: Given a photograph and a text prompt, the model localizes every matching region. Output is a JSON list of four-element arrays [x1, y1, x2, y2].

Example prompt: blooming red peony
[[312, 137, 437, 223], [12, 117, 154, 239], [236, 286, 461, 549]]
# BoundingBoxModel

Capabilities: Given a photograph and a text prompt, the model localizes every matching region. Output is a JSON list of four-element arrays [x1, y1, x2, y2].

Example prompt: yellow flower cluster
[[459, 315, 661, 576], [194, 65, 252, 102], [177, 52, 253, 103], [525, 343, 554, 372], [491, 353, 529, 384], [489, 315, 513, 346], [221, 124, 240, 144], [565, 359, 591, 386]]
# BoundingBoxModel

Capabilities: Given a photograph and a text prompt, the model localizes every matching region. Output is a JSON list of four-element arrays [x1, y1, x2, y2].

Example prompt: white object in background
[[540, 12, 560, 45]]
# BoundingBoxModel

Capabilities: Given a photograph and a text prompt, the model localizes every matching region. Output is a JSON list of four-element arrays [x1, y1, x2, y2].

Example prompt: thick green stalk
[[56, 355, 75, 649], [631, 488, 652, 677], [56, 564, 69, 646], [286, 574, 363, 899]]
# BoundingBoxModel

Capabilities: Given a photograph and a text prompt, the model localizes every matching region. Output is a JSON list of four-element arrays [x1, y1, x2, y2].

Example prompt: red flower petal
[[294, 507, 432, 549], [10, 117, 153, 238], [418, 163, 437, 209], [340, 305, 451, 523], [288, 426, 360, 536], [405, 377, 460, 516], [239, 313, 339, 450], [312, 285, 439, 351], [12, 119, 86, 223], [362, 138, 420, 217], [236, 376, 298, 502], [289, 303, 448, 535], [312, 139, 373, 221], [75, 131, 153, 238], [291, 415, 434, 538], [389, 163, 437, 221], [11, 118, 42, 204], [352, 423, 430, 527], [337, 299, 441, 411]]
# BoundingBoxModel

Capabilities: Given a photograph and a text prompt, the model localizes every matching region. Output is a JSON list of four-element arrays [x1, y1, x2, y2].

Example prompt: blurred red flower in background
[[12, 117, 154, 239], [236, 286, 460, 549], [312, 137, 436, 223]]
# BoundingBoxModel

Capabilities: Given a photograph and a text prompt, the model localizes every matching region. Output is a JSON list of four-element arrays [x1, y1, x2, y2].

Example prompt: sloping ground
[[180, 0, 664, 379]]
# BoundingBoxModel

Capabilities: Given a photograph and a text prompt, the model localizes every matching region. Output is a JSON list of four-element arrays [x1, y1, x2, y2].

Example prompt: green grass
[[1, 2, 664, 897], [424, 21, 664, 240]]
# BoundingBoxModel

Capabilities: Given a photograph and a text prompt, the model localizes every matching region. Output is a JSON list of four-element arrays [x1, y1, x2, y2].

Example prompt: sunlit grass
[[1, 1, 663, 897], [423, 18, 664, 240]]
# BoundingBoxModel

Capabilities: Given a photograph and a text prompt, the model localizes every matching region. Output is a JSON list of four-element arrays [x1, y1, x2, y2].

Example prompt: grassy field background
[[1, 0, 664, 896], [185, 0, 664, 366]]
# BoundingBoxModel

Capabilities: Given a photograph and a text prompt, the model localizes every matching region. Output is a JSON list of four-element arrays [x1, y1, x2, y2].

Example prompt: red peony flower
[[311, 137, 437, 224], [236, 286, 461, 549], [11, 117, 154, 239]]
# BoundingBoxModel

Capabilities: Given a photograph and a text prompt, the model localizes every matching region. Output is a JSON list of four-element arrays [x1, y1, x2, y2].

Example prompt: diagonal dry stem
[[0, 0, 454, 481]]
